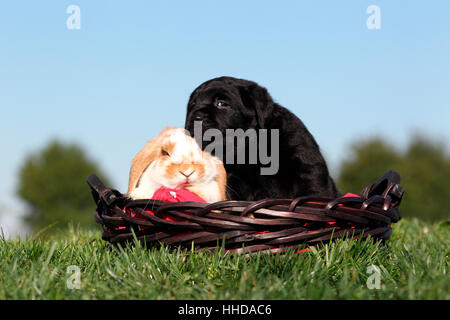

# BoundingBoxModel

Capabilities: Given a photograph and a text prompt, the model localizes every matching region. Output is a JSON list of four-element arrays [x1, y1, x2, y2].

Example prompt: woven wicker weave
[[87, 170, 404, 254]]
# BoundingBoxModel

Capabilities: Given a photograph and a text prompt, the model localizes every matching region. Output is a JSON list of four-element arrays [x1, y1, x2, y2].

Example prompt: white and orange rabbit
[[127, 127, 226, 203]]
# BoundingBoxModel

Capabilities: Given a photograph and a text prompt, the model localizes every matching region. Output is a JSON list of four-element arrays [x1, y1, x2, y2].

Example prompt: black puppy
[[185, 76, 340, 201]]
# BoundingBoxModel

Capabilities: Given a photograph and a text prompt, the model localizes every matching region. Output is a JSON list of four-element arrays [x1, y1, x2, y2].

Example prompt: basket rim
[[87, 170, 404, 254]]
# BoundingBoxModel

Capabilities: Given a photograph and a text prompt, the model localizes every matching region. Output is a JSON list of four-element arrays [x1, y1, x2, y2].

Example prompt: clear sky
[[1, 1, 449, 237]]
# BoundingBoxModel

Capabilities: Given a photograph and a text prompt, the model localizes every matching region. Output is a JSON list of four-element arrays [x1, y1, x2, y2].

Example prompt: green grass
[[0, 218, 448, 300]]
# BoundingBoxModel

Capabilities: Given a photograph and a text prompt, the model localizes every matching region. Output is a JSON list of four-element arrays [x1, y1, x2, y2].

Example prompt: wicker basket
[[87, 170, 404, 255]]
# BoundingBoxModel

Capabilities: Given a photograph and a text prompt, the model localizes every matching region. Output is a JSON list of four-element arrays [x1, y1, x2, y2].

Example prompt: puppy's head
[[185, 76, 274, 137]]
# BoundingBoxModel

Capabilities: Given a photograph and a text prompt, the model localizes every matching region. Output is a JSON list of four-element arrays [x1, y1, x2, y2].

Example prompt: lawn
[[0, 218, 448, 300]]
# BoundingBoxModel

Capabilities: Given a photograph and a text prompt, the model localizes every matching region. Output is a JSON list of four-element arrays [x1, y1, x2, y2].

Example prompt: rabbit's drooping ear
[[215, 159, 227, 201], [127, 138, 159, 195], [127, 126, 175, 195]]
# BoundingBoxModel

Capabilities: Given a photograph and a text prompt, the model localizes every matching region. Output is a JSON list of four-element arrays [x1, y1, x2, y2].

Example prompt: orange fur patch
[[161, 141, 175, 156]]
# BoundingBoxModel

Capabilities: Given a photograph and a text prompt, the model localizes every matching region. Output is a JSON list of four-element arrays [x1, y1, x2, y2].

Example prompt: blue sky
[[1, 1, 449, 236]]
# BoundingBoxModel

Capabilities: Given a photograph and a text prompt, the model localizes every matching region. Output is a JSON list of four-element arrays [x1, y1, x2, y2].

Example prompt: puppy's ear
[[239, 84, 274, 129]]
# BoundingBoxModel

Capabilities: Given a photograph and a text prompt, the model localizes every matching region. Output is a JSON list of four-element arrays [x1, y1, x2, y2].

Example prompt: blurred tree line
[[17, 141, 111, 231], [17, 135, 449, 232], [337, 135, 450, 222]]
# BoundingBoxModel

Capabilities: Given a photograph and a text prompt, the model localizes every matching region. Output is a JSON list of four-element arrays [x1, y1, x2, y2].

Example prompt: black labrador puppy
[[185, 76, 340, 201]]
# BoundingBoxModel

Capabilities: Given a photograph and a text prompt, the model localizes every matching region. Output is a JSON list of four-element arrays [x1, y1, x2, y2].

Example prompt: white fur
[[129, 128, 222, 202], [196, 180, 221, 203]]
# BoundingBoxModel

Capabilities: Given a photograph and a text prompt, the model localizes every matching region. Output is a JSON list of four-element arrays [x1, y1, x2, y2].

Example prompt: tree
[[337, 135, 450, 221], [17, 140, 112, 231]]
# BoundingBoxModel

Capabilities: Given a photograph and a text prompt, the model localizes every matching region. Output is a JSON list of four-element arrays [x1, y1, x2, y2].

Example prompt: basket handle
[[360, 170, 405, 205], [86, 173, 122, 206], [87, 173, 107, 194]]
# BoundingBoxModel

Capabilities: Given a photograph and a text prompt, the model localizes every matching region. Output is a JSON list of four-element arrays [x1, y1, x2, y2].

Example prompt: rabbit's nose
[[179, 170, 195, 178]]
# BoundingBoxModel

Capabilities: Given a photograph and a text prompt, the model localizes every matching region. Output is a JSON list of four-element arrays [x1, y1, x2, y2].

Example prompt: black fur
[[185, 76, 340, 201]]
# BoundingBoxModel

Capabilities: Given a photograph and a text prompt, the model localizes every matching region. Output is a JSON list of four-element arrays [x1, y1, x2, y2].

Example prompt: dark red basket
[[87, 170, 404, 255]]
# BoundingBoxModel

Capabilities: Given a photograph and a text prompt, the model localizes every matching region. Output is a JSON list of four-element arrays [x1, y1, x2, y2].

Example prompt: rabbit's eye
[[161, 149, 170, 157]]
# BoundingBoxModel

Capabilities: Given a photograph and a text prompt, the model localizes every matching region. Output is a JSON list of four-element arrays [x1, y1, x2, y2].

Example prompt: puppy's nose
[[186, 114, 203, 130], [179, 170, 195, 178]]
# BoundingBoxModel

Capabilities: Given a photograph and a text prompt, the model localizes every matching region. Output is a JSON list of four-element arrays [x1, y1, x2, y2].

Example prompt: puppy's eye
[[215, 100, 230, 109], [161, 149, 170, 157]]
